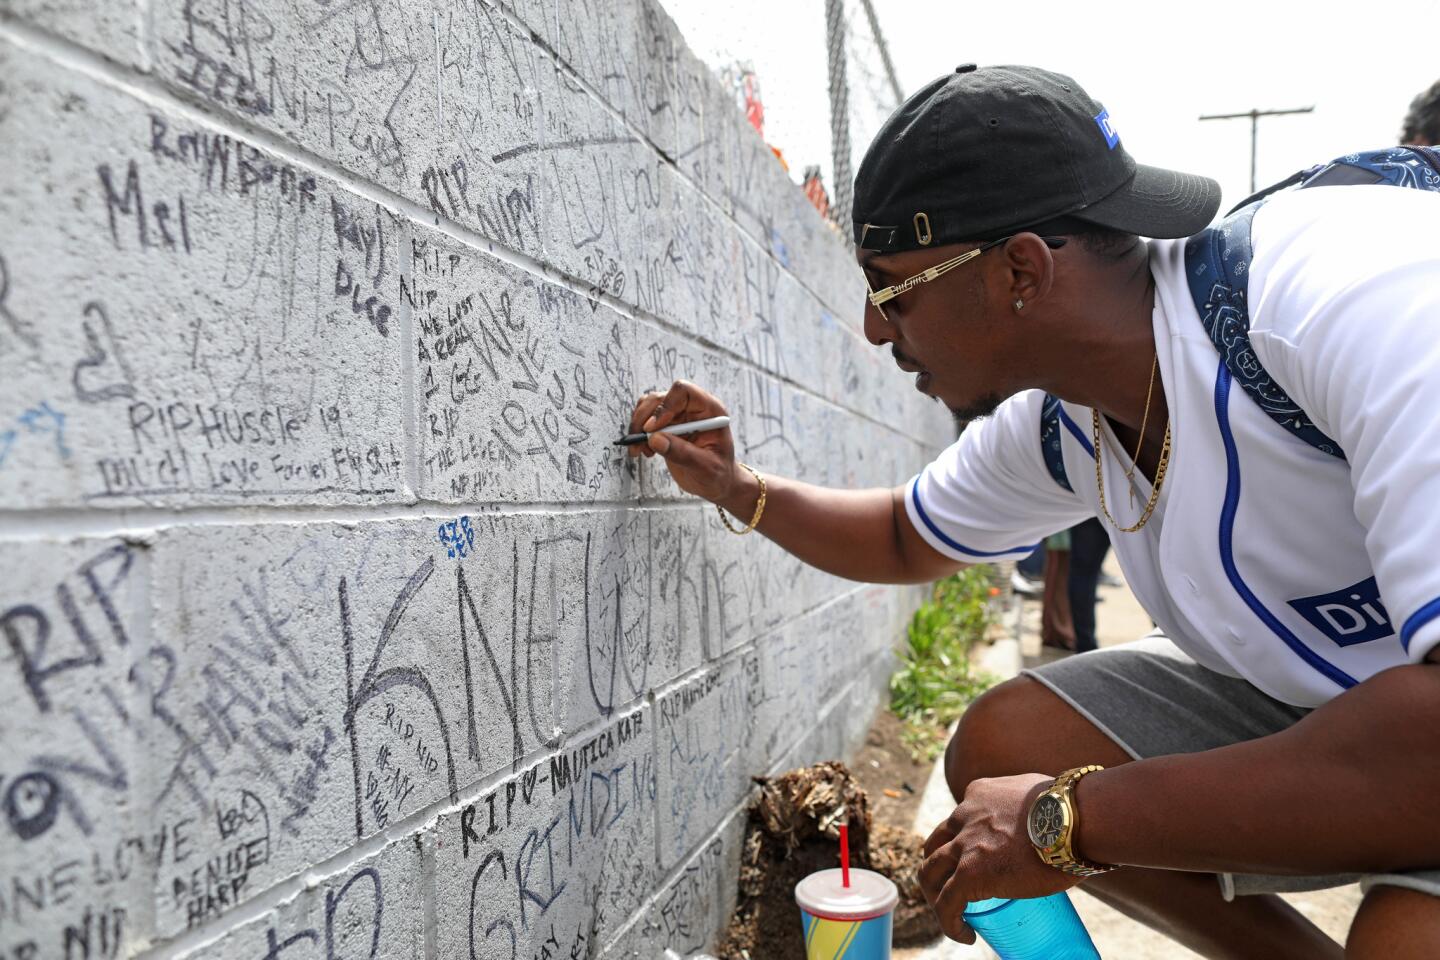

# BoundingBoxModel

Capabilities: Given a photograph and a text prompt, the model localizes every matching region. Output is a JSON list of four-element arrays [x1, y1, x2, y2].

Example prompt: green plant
[[889, 566, 999, 761]]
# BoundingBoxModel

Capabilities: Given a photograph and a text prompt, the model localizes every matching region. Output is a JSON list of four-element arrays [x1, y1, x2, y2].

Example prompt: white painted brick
[[608, 806, 746, 958], [423, 1, 551, 258], [0, 40, 407, 508], [845, 651, 896, 753], [769, 185, 865, 327], [529, 0, 680, 161], [769, 651, 887, 779], [812, 592, 870, 714], [728, 363, 800, 482], [755, 621, 821, 769], [636, 165, 739, 349], [431, 705, 656, 959], [861, 582, 908, 657], [697, 520, 799, 657], [765, 273, 846, 401], [719, 101, 787, 252], [492, 0, 548, 36], [147, 0, 559, 265], [138, 512, 630, 934], [531, 58, 666, 304], [776, 642, 892, 776], [772, 707, 847, 776], [647, 508, 710, 681], [172, 839, 424, 959], [729, 230, 798, 382], [0, 537, 154, 960], [670, 44, 709, 190], [555, 509, 701, 734], [147, 0, 439, 198], [695, 61, 738, 221], [654, 653, 761, 868], [408, 224, 640, 504], [627, 0, 688, 162], [3, 0, 145, 68]]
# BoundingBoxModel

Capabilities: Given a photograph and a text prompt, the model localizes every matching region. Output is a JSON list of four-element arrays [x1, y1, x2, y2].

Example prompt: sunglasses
[[862, 233, 1068, 319]]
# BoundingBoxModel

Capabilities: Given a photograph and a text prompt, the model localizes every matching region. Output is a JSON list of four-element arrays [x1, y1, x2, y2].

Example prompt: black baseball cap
[[852, 64, 1221, 252]]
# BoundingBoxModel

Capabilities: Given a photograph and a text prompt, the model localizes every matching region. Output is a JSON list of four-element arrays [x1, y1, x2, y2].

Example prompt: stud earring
[[1014, 299, 1024, 311]]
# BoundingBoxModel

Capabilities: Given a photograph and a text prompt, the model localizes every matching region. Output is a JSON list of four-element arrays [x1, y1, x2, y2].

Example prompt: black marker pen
[[613, 415, 731, 446]]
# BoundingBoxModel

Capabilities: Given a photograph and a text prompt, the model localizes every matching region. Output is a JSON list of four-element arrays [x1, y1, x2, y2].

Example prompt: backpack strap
[[1182, 146, 1440, 460], [1039, 393, 1074, 492]]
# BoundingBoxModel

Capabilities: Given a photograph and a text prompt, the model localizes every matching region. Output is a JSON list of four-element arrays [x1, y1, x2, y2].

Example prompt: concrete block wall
[[0, 0, 954, 956]]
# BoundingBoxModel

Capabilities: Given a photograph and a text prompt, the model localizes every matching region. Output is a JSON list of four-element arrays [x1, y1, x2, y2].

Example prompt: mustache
[[891, 347, 924, 369]]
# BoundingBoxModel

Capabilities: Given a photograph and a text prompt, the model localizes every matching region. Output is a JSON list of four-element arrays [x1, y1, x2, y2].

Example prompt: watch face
[[1029, 794, 1065, 848]]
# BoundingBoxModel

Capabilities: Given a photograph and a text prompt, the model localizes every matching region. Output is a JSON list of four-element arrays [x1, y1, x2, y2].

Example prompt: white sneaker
[[1010, 570, 1041, 598]]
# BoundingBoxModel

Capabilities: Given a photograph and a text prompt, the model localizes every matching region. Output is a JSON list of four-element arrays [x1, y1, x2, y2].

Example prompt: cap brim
[[1071, 164, 1222, 239]]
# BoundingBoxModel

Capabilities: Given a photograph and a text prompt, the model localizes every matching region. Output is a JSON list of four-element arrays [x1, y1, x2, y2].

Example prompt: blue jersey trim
[[1059, 406, 1096, 459], [909, 481, 1040, 559], [1214, 363, 1358, 690], [1400, 595, 1440, 653]]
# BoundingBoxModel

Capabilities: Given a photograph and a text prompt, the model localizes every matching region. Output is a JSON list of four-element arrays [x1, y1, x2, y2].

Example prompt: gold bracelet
[[716, 463, 766, 535]]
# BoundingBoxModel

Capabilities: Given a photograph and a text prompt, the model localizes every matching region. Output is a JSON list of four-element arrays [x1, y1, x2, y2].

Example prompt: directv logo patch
[[1094, 108, 1119, 150], [1287, 577, 1395, 647]]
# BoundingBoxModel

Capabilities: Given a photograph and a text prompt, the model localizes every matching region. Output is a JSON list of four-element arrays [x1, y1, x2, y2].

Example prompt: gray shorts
[[1024, 634, 1440, 900]]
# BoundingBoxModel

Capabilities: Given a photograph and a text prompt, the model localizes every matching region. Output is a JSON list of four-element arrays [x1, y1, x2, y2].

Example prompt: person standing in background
[[1401, 78, 1440, 146], [1022, 520, 1113, 654], [1039, 528, 1077, 651], [1066, 517, 1112, 653]]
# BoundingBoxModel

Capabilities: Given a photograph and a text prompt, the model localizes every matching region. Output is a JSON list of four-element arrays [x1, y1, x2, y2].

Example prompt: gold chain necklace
[[1122, 355, 1158, 505], [1093, 355, 1171, 533]]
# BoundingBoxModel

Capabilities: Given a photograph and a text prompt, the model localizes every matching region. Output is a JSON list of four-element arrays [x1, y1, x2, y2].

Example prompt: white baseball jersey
[[905, 184, 1440, 707]]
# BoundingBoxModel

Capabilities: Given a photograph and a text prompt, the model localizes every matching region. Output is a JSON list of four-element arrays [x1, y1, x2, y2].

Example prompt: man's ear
[[1001, 233, 1057, 310]]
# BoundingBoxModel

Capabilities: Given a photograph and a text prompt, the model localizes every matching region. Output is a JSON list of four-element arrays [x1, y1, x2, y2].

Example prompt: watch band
[[1056, 857, 1114, 878], [1039, 765, 1116, 877]]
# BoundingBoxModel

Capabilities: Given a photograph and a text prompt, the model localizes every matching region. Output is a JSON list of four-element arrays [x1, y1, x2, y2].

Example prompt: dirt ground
[[714, 714, 947, 960], [848, 707, 936, 834]]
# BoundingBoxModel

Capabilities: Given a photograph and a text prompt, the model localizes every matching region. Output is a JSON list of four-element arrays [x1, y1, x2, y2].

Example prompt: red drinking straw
[[839, 821, 851, 888]]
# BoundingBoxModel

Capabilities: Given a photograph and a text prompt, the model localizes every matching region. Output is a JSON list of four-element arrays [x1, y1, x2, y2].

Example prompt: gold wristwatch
[[1026, 765, 1116, 878]]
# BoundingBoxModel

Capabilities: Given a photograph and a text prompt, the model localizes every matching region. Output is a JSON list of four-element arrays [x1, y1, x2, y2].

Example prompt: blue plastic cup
[[795, 867, 899, 959], [963, 893, 1101, 959]]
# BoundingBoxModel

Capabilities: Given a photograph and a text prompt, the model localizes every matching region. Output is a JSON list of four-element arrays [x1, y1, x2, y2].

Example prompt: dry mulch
[[713, 758, 942, 960]]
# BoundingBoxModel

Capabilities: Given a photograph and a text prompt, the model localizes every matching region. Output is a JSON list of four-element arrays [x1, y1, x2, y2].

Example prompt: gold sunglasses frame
[[860, 232, 1068, 315]]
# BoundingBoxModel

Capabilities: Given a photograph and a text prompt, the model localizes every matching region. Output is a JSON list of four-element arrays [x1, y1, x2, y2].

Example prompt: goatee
[[948, 393, 1002, 427]]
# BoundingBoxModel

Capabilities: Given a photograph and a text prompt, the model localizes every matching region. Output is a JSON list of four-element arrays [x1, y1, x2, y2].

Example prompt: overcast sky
[[666, 0, 1440, 216]]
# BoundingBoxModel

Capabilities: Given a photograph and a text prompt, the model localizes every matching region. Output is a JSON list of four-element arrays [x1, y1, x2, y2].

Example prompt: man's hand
[[919, 773, 1082, 944], [627, 380, 743, 504]]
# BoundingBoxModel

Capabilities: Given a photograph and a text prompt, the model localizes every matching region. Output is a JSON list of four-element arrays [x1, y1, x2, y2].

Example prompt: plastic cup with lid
[[794, 867, 899, 959]]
